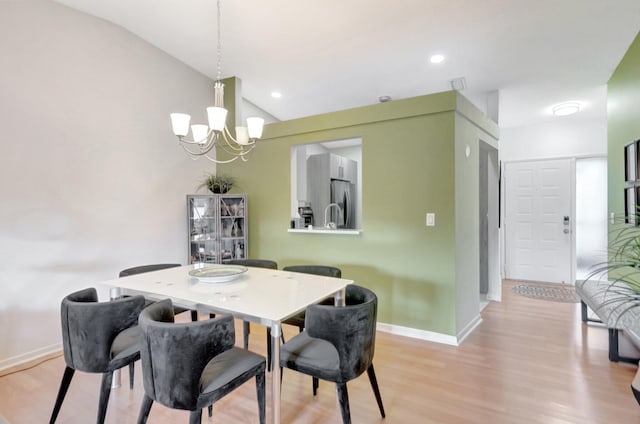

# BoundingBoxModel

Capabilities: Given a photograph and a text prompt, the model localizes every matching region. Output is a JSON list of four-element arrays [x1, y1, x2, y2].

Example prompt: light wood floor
[[1, 280, 639, 423]]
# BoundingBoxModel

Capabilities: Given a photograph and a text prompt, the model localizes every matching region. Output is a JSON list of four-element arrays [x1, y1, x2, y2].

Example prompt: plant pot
[[209, 187, 230, 194]]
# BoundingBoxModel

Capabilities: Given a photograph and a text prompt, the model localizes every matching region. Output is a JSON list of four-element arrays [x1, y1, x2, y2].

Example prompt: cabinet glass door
[[219, 195, 247, 263], [188, 196, 219, 264]]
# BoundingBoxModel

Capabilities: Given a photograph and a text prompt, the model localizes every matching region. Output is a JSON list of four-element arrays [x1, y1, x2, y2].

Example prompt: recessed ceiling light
[[271, 91, 282, 99], [430, 54, 445, 64], [552, 102, 580, 116]]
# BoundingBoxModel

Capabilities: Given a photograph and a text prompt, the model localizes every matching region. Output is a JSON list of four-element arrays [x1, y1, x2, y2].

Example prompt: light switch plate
[[426, 213, 435, 227]]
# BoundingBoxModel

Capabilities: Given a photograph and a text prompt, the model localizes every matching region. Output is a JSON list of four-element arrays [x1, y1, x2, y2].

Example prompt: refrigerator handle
[[342, 191, 348, 227]]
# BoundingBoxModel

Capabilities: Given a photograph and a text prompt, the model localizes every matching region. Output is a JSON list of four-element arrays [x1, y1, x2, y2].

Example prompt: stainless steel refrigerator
[[330, 179, 356, 229], [307, 153, 358, 230]]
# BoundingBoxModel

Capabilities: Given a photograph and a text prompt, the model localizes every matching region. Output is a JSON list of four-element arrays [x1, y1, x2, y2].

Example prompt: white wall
[[500, 118, 607, 162], [0, 1, 214, 369]]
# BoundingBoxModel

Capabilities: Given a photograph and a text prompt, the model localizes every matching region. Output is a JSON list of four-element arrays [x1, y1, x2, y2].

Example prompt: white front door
[[504, 159, 573, 284]]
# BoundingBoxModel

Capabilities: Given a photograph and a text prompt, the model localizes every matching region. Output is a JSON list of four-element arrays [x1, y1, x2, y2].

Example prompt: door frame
[[501, 157, 577, 285]]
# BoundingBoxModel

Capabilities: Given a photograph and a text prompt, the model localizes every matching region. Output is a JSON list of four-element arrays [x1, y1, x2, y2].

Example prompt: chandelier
[[169, 0, 264, 163]]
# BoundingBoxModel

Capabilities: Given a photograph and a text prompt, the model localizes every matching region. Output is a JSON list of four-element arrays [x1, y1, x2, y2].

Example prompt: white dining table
[[100, 263, 351, 424]]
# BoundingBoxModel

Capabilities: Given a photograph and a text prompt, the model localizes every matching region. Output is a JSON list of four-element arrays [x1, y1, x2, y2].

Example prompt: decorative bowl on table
[[189, 265, 248, 284]]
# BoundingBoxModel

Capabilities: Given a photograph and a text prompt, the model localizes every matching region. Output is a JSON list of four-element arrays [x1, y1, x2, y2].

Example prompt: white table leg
[[335, 287, 346, 306], [271, 322, 282, 424]]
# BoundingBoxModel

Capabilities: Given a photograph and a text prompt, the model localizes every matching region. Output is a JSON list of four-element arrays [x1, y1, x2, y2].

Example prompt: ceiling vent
[[450, 77, 467, 91]]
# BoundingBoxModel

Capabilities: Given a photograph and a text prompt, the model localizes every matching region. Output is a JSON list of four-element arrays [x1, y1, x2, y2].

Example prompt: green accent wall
[[221, 90, 498, 337], [608, 31, 640, 229]]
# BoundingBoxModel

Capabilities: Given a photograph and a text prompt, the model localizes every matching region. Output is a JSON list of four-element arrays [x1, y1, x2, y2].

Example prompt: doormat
[[511, 284, 581, 303]]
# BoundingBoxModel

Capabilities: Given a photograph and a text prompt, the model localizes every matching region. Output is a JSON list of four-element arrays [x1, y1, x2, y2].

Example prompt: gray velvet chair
[[280, 284, 385, 424], [50, 287, 146, 424], [226, 259, 279, 368], [119, 263, 199, 322], [281, 265, 342, 333], [137, 298, 266, 424]]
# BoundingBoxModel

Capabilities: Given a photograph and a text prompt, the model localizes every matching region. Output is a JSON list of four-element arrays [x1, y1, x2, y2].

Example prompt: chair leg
[[97, 371, 114, 424], [632, 367, 640, 406], [244, 320, 250, 350], [312, 377, 319, 396], [633, 385, 640, 406], [136, 395, 154, 424], [129, 362, 135, 390], [367, 364, 386, 418], [256, 371, 266, 424], [49, 366, 75, 423], [336, 383, 351, 424], [188, 409, 202, 424], [190, 309, 198, 321], [266, 328, 272, 372]]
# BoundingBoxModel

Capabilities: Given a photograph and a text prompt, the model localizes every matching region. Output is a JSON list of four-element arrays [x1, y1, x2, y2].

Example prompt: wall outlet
[[426, 213, 435, 227]]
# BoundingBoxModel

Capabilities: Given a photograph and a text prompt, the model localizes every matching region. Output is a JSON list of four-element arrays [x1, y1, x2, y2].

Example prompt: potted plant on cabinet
[[198, 173, 235, 194]]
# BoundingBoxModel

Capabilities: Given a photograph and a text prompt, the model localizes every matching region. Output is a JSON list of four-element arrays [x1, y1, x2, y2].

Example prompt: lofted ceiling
[[54, 0, 640, 128]]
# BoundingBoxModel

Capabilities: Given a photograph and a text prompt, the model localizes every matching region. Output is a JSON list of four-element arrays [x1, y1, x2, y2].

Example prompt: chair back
[[119, 263, 181, 277], [282, 265, 341, 278], [305, 285, 377, 381], [138, 299, 236, 410], [60, 287, 145, 373], [227, 259, 278, 269]]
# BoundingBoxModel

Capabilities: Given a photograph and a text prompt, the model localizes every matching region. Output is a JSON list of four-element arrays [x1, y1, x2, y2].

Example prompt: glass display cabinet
[[187, 194, 247, 264]]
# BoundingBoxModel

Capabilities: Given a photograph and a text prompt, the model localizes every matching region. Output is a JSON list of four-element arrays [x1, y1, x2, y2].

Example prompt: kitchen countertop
[[288, 228, 361, 235]]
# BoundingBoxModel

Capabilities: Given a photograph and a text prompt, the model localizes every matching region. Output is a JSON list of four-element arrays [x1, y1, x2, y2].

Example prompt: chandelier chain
[[216, 0, 222, 81]]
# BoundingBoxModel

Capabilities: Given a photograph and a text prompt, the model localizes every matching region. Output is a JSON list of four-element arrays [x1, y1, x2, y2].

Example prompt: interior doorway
[[480, 141, 501, 306]]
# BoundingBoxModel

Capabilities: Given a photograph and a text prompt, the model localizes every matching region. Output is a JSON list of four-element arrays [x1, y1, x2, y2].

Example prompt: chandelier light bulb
[[191, 124, 209, 144], [246, 117, 265, 139], [235, 126, 249, 145], [170, 113, 191, 136], [207, 106, 228, 131]]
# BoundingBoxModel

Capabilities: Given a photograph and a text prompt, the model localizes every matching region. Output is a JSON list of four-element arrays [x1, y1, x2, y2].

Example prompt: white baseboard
[[377, 322, 459, 346], [456, 314, 483, 344], [0, 343, 62, 374], [377, 314, 483, 346]]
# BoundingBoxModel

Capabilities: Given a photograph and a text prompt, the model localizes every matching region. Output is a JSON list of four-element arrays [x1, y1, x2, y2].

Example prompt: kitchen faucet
[[324, 203, 343, 229]]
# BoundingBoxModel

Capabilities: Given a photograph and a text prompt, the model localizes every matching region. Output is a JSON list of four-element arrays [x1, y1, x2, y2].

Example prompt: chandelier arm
[[180, 143, 240, 164], [204, 152, 240, 164], [218, 126, 256, 151], [216, 139, 256, 157], [179, 143, 215, 157], [176, 130, 217, 146]]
